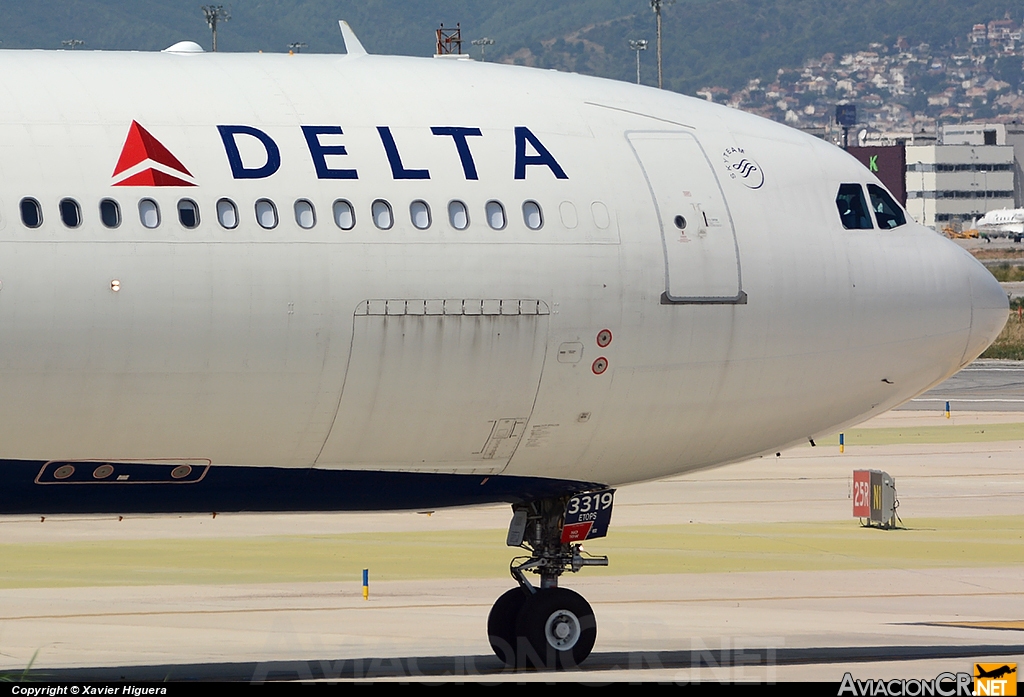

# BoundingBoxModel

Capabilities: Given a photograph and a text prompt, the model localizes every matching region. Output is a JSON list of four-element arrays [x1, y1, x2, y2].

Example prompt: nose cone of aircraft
[[962, 251, 1009, 364]]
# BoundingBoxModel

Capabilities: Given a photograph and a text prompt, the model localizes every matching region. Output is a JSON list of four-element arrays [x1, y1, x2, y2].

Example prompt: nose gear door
[[628, 131, 745, 304]]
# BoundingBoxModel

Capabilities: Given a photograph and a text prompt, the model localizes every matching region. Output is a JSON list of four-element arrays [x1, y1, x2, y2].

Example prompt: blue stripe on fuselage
[[0, 460, 599, 514]]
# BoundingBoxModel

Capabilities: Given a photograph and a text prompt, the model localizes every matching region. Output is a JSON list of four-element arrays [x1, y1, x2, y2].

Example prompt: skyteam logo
[[112, 121, 196, 187], [721, 146, 764, 190]]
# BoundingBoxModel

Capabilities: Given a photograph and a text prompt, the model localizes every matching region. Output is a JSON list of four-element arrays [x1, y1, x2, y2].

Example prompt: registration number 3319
[[561, 489, 616, 542]]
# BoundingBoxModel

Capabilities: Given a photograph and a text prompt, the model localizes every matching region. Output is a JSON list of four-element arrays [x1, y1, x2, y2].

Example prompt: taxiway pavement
[[1, 388, 1022, 683]]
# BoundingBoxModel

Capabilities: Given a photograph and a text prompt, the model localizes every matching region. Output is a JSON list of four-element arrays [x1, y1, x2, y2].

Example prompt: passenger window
[[20, 198, 42, 228], [410, 200, 431, 230], [867, 184, 906, 230], [100, 199, 121, 228], [255, 199, 278, 229], [177, 199, 200, 229], [448, 200, 469, 230], [835, 184, 873, 230], [372, 199, 393, 230], [333, 199, 355, 230], [217, 199, 238, 229], [60, 198, 82, 228], [523, 200, 543, 230], [294, 199, 316, 229], [485, 200, 506, 230], [139, 199, 161, 229]]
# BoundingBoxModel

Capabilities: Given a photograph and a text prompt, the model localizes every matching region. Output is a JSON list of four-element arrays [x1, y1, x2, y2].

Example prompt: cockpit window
[[836, 183, 873, 230], [867, 184, 906, 229]]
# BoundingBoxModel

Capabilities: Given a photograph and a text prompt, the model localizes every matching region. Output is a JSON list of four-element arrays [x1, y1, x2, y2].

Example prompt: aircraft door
[[628, 131, 745, 304]]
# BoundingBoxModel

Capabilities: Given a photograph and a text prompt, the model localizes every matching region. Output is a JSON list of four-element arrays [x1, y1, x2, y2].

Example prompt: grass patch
[[819, 421, 1024, 445], [981, 305, 1024, 359], [1, 517, 1022, 588], [0, 650, 38, 683], [0, 531, 513, 588], [986, 263, 1024, 282], [593, 516, 1024, 574], [970, 248, 1024, 261]]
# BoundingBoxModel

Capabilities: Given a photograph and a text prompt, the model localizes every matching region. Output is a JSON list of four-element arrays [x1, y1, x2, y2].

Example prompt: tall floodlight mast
[[650, 0, 673, 89], [629, 38, 648, 84], [201, 5, 230, 52], [471, 37, 495, 61]]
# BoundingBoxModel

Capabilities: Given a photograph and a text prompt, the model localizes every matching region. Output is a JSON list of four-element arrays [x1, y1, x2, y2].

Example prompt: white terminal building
[[906, 123, 1016, 229]]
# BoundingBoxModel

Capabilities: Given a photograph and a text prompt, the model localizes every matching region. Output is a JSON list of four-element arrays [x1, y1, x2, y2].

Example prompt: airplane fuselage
[[0, 49, 1007, 513]]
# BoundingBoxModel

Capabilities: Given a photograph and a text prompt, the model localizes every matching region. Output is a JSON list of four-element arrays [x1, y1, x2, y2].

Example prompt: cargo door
[[314, 299, 549, 475]]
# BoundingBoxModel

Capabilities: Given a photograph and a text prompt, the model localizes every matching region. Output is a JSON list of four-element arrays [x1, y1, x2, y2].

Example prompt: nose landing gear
[[487, 490, 613, 670]]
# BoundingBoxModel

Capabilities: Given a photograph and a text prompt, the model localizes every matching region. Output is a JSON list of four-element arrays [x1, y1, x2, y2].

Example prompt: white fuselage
[[0, 49, 1007, 507], [975, 208, 1024, 234]]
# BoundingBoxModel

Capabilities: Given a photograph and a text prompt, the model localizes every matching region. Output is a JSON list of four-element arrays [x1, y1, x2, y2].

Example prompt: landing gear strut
[[487, 492, 613, 669]]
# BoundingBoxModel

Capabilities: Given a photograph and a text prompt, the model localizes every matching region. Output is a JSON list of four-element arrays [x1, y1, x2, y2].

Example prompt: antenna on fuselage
[[338, 21, 368, 56]]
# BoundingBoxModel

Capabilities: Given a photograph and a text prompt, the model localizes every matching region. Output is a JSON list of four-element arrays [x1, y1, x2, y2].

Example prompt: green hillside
[[0, 0, 1022, 93]]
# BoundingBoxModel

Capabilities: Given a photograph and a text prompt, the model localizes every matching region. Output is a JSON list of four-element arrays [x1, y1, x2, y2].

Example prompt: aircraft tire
[[487, 587, 528, 666], [515, 587, 596, 669]]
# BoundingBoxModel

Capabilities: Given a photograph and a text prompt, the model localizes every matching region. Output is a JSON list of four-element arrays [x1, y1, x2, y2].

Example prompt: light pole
[[471, 37, 495, 61], [201, 5, 230, 52], [650, 0, 673, 89], [629, 39, 648, 85], [916, 161, 930, 228]]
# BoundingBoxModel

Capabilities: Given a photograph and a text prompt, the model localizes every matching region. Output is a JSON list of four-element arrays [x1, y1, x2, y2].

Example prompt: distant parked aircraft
[[973, 208, 1024, 238]]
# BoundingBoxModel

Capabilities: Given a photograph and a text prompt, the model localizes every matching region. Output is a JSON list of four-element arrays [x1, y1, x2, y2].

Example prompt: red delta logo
[[112, 121, 196, 187]]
